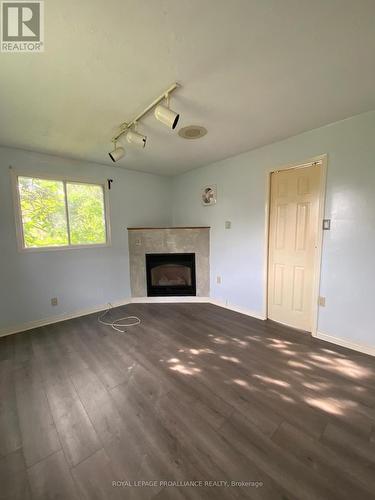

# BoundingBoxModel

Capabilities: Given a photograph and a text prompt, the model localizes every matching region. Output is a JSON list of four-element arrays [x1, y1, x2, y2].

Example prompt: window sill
[[18, 243, 111, 253]]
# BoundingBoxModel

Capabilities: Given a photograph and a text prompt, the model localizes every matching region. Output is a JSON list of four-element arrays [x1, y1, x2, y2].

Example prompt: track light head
[[154, 104, 179, 130], [126, 130, 147, 148], [108, 146, 125, 162]]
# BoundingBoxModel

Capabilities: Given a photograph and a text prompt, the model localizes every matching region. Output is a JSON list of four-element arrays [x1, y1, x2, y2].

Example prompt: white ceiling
[[1, 0, 375, 175]]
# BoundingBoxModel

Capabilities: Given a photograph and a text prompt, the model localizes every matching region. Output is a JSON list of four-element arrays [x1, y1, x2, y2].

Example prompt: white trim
[[10, 167, 112, 252], [13, 242, 112, 253], [0, 297, 210, 337], [262, 170, 271, 319], [315, 331, 375, 357], [209, 298, 266, 320], [2, 297, 373, 358], [0, 296, 266, 338], [130, 296, 265, 321], [0, 299, 131, 338], [63, 180, 72, 246], [311, 156, 328, 335], [130, 296, 210, 304], [263, 154, 328, 336], [10, 167, 110, 184]]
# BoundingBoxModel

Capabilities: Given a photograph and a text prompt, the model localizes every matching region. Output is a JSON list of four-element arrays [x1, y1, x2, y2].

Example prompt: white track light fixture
[[109, 143, 125, 162], [126, 129, 147, 148], [109, 83, 181, 162], [154, 99, 180, 129]]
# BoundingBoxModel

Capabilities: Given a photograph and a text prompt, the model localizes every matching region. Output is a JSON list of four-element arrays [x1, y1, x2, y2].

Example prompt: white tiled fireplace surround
[[127, 227, 210, 298]]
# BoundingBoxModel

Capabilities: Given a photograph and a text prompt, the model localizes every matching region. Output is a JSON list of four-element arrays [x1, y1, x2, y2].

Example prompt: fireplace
[[146, 253, 196, 296]]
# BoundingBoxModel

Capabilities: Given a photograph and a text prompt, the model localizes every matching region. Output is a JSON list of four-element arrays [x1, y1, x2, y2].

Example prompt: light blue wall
[[0, 146, 172, 332], [2, 111, 375, 350], [172, 111, 375, 349]]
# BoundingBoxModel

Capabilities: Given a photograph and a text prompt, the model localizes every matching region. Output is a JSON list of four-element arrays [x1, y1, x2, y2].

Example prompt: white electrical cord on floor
[[98, 303, 141, 333]]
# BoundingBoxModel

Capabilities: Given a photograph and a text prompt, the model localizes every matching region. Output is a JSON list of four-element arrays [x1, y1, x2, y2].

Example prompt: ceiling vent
[[178, 125, 207, 139]]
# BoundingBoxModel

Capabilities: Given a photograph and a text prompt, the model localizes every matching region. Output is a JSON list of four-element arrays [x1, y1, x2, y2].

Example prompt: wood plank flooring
[[1, 303, 375, 499]]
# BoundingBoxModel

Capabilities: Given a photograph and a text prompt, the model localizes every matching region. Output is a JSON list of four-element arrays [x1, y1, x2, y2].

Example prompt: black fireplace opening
[[146, 253, 196, 296]]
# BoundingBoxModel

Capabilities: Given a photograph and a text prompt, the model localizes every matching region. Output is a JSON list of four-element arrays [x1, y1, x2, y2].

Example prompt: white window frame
[[10, 169, 112, 252]]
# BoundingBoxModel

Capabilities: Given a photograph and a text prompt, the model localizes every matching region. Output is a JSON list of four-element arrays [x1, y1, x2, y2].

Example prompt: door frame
[[263, 154, 328, 336]]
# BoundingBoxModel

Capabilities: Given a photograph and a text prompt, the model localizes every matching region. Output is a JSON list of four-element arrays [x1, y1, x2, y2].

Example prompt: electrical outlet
[[318, 296, 326, 307], [51, 297, 58, 306], [216, 276, 222, 285], [225, 221, 231, 229]]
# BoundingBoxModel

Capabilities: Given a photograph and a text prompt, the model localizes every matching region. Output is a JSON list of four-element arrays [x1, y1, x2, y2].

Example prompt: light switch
[[323, 219, 331, 230], [225, 221, 231, 229]]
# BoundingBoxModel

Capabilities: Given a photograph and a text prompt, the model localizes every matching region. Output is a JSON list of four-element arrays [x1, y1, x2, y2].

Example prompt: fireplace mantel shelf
[[127, 226, 210, 230]]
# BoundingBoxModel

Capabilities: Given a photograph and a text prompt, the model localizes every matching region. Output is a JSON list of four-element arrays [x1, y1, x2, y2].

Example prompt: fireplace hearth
[[146, 253, 196, 296]]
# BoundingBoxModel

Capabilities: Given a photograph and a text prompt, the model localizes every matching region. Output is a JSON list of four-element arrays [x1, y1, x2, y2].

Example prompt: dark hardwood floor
[[1, 303, 375, 499]]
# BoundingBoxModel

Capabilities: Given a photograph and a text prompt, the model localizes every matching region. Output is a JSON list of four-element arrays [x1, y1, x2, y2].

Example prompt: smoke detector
[[178, 125, 207, 139]]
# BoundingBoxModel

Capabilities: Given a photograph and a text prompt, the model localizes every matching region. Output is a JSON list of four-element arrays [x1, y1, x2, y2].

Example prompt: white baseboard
[[130, 296, 210, 304], [0, 297, 210, 337], [315, 330, 375, 357], [2, 298, 373, 358], [209, 298, 266, 321], [130, 296, 266, 320], [130, 296, 266, 322], [0, 296, 266, 338], [0, 299, 131, 338]]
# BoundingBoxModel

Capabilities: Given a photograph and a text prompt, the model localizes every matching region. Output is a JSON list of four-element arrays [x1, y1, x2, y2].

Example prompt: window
[[14, 174, 110, 250]]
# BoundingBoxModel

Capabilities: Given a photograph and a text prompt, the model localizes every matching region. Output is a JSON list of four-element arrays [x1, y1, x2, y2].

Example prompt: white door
[[267, 163, 321, 331]]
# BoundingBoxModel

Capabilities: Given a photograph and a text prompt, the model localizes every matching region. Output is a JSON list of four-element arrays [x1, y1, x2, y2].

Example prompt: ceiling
[[1, 0, 375, 176]]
